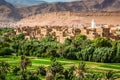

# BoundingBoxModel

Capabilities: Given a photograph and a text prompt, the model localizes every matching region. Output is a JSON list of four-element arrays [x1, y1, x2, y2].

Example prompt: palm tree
[[55, 73, 65, 80], [12, 66, 20, 75], [83, 74, 101, 80], [46, 69, 54, 80], [74, 62, 87, 80], [37, 65, 46, 76], [19, 70, 40, 80], [19, 55, 32, 70], [0, 61, 10, 80], [104, 70, 118, 80], [0, 61, 10, 73], [67, 66, 76, 80], [49, 61, 64, 75]]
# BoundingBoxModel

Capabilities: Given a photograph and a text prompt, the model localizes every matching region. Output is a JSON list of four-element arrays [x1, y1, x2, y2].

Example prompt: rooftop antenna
[[91, 19, 96, 29]]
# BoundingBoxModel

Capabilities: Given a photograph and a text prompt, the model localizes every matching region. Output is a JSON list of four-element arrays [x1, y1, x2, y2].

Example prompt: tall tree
[[93, 37, 112, 48], [19, 55, 32, 70], [74, 62, 87, 80], [0, 61, 10, 80]]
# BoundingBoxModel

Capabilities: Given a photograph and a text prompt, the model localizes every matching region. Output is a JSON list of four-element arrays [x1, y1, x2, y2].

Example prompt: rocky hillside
[[95, 0, 120, 11], [17, 12, 120, 27], [0, 0, 21, 22], [17, 0, 120, 18], [5, 0, 47, 8], [0, 0, 120, 22]]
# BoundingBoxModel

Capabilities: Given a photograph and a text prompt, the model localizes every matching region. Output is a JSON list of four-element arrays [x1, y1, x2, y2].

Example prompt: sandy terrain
[[17, 12, 120, 27]]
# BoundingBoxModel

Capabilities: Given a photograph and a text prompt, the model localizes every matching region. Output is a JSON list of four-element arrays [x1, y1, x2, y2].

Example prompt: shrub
[[37, 66, 46, 76], [92, 47, 114, 63], [0, 47, 13, 56], [12, 66, 20, 75], [55, 73, 65, 80], [49, 62, 64, 75]]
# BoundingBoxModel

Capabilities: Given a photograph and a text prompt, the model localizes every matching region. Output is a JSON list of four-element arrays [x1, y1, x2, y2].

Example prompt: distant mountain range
[[0, 0, 120, 22], [5, 0, 47, 8], [0, 0, 14, 8], [0, 0, 21, 22]]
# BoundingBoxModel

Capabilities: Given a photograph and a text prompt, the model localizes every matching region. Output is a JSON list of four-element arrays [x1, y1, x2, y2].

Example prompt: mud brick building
[[15, 24, 120, 43]]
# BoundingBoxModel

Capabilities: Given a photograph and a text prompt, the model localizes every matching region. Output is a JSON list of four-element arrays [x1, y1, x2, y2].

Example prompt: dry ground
[[17, 12, 120, 27]]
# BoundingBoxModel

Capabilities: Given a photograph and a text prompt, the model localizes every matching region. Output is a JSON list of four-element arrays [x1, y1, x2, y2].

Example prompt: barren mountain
[[0, 0, 21, 22], [0, 0, 120, 22], [95, 0, 120, 11], [17, 0, 120, 18], [6, 0, 47, 8], [17, 11, 120, 27]]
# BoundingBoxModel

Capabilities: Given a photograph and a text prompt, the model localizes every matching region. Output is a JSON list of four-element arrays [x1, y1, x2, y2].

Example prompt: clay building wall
[[15, 25, 120, 43]]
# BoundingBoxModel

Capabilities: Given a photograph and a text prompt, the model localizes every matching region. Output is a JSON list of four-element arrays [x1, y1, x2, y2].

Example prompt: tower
[[91, 19, 96, 29]]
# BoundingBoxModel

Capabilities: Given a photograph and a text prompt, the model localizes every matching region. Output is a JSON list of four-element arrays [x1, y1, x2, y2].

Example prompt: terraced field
[[1, 56, 120, 80]]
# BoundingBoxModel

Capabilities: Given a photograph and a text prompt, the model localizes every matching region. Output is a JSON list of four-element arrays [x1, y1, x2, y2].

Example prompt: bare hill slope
[[17, 0, 120, 18], [17, 12, 120, 26], [0, 0, 120, 22], [0, 0, 21, 22]]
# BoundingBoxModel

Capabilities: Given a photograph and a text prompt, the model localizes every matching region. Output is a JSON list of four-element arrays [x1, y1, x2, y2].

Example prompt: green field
[[1, 56, 120, 80]]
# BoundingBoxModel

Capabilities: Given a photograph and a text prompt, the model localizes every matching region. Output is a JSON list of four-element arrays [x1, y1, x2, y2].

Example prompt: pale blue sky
[[37, 0, 76, 2], [5, 0, 79, 7]]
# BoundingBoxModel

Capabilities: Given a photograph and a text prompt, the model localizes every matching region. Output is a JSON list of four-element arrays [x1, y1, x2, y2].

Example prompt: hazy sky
[[39, 0, 76, 2]]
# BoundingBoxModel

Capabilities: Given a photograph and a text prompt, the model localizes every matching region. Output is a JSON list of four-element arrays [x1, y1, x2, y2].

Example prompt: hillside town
[[15, 20, 120, 43], [1, 0, 120, 80]]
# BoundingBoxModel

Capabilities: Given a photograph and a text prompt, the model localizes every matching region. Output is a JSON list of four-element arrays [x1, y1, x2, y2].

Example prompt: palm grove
[[0, 28, 120, 80]]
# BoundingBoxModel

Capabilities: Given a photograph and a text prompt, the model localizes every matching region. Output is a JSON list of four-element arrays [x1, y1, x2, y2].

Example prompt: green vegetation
[[0, 28, 120, 80], [0, 56, 120, 80]]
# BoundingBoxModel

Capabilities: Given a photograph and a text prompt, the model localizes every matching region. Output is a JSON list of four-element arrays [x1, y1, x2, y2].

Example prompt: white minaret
[[91, 19, 96, 29]]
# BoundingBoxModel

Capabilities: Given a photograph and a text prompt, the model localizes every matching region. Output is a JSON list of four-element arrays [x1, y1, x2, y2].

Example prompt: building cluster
[[0, 22, 18, 28], [15, 23, 120, 43]]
